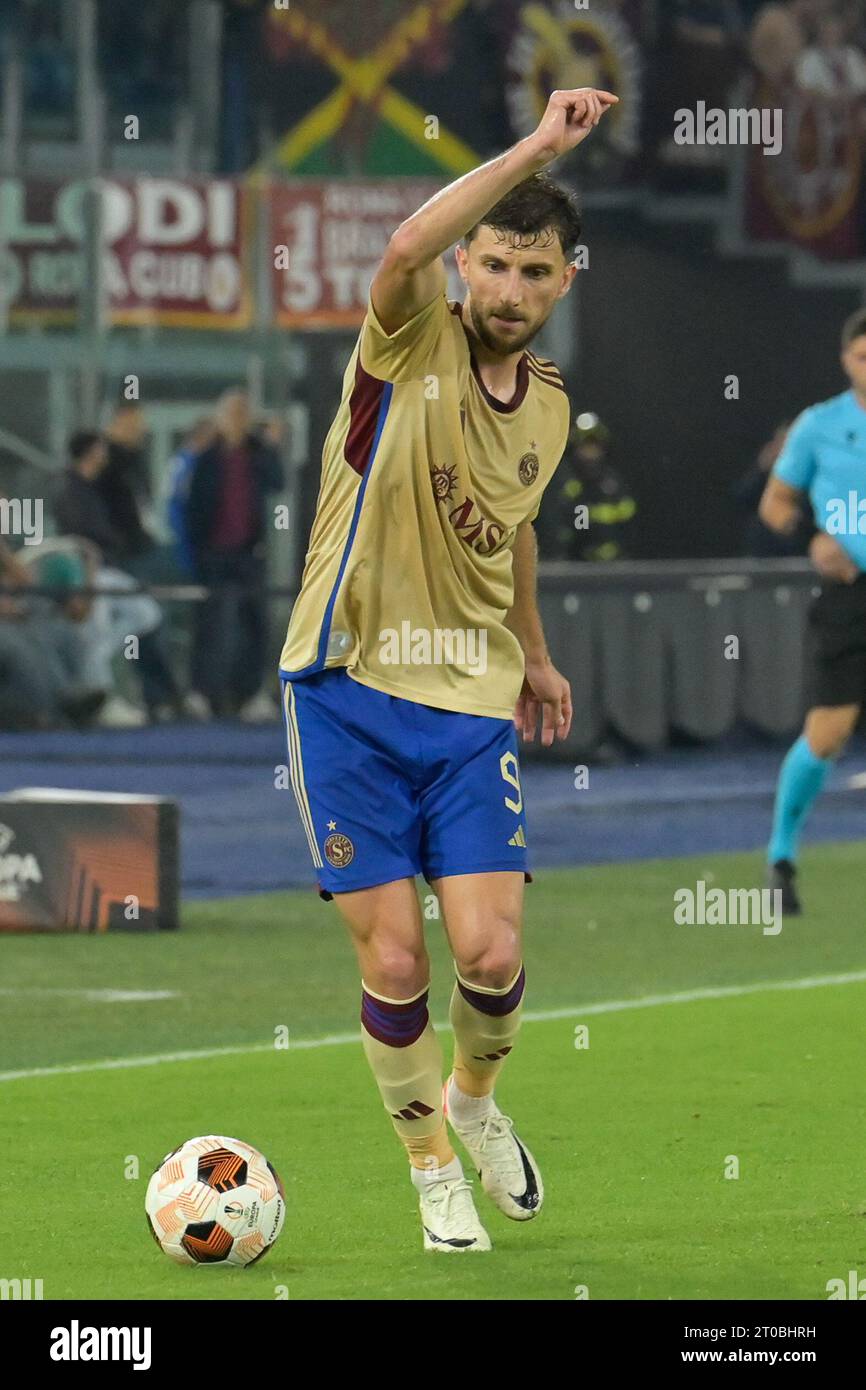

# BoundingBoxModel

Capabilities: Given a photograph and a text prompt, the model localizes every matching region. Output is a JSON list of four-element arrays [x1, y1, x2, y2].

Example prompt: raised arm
[[370, 88, 618, 335]]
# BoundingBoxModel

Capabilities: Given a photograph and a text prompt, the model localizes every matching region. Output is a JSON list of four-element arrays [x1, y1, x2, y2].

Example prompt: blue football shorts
[[279, 668, 529, 898]]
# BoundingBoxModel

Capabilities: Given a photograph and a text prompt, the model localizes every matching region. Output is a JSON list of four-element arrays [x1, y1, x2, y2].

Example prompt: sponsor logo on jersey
[[429, 460, 515, 556], [430, 462, 458, 502]]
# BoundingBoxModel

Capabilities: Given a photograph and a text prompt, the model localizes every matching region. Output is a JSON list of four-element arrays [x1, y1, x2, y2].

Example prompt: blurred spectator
[[0, 536, 103, 731], [167, 417, 217, 579], [750, 2, 807, 82], [186, 389, 284, 720], [99, 401, 155, 562], [56, 431, 124, 561], [796, 5, 866, 95], [749, 1, 836, 83], [102, 399, 189, 588], [734, 421, 813, 555], [538, 413, 636, 562], [54, 431, 189, 725]]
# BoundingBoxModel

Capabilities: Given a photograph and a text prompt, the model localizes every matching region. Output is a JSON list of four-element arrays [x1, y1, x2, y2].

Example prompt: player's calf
[[767, 704, 860, 914], [359, 980, 494, 1250], [360, 982, 452, 1162], [443, 964, 543, 1220]]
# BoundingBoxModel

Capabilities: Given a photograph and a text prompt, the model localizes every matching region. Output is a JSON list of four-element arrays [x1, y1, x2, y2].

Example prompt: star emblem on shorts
[[327, 819, 337, 831]]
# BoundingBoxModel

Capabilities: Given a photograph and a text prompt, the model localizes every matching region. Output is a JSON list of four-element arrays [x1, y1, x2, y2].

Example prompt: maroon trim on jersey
[[527, 351, 565, 382], [449, 299, 530, 414], [527, 361, 568, 393], [343, 358, 387, 476], [471, 352, 530, 413]]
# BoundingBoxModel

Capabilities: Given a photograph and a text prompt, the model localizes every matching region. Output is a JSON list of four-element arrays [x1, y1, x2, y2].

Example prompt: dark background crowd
[[0, 389, 807, 732], [5, 2, 866, 176], [0, 0, 861, 732], [0, 392, 283, 731]]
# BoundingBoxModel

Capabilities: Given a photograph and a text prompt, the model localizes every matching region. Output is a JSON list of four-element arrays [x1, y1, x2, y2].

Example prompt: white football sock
[[446, 1074, 495, 1125], [410, 1154, 463, 1190]]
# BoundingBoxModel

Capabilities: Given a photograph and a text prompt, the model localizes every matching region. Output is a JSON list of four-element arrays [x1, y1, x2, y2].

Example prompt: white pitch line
[[1, 969, 865, 1085], [0, 988, 178, 1003]]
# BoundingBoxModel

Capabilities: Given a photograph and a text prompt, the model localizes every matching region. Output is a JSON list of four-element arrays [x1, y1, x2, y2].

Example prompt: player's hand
[[530, 88, 620, 162], [809, 532, 859, 585], [515, 659, 573, 747]]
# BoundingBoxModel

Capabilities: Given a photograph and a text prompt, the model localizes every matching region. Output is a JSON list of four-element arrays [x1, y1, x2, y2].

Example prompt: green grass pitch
[[1, 843, 864, 1301]]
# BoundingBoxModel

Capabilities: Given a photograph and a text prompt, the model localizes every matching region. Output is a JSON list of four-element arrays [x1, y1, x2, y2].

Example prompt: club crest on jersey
[[519, 452, 539, 486], [324, 832, 354, 868]]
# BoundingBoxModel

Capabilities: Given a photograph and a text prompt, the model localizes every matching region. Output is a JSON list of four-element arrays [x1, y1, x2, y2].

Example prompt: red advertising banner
[[270, 179, 447, 328], [744, 80, 864, 261], [0, 177, 251, 328]]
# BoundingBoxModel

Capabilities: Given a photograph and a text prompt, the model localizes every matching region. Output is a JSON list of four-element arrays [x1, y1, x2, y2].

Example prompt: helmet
[[570, 412, 611, 448]]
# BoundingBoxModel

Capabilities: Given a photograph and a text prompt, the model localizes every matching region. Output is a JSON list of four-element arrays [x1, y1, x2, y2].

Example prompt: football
[[145, 1135, 285, 1267]]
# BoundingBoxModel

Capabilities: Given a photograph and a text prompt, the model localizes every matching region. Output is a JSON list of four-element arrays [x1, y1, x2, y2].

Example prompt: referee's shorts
[[809, 574, 866, 707]]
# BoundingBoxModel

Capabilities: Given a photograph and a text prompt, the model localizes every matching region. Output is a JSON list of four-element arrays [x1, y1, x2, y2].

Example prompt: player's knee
[[369, 943, 429, 996], [455, 932, 522, 991]]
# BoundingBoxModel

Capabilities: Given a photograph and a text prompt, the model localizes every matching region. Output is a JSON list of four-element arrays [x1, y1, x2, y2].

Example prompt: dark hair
[[464, 173, 583, 261], [68, 430, 103, 464], [842, 309, 866, 348]]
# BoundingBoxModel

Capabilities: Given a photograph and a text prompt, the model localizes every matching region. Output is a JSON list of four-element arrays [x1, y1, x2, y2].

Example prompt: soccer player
[[279, 87, 618, 1250], [760, 308, 866, 914]]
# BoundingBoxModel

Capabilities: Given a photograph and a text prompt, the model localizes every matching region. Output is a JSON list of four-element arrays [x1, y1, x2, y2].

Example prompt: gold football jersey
[[279, 291, 570, 718]]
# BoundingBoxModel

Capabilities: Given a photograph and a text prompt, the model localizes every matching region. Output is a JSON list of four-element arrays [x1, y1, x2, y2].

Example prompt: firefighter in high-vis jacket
[[538, 412, 636, 561]]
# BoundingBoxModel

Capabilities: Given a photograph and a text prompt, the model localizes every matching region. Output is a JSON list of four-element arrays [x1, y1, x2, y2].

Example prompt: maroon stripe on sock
[[361, 989, 429, 1047], [458, 966, 525, 1018]]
